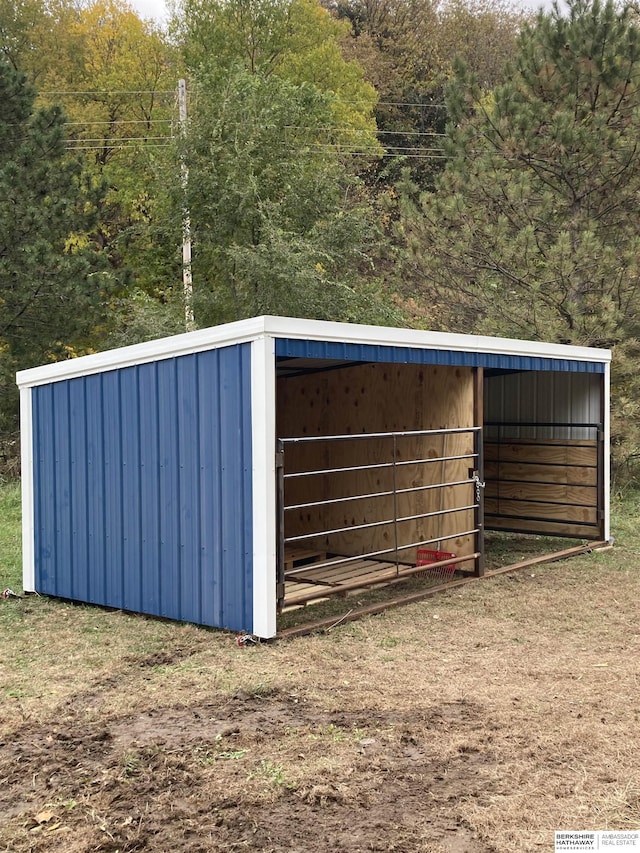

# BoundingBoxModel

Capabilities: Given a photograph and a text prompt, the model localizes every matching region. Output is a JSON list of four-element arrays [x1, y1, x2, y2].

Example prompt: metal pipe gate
[[276, 427, 484, 610]]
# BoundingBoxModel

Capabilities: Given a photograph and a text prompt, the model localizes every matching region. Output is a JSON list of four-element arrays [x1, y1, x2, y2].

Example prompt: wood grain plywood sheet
[[277, 362, 477, 561]]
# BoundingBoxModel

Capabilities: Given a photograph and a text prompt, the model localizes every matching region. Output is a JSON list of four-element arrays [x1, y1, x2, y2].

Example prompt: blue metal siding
[[275, 339, 606, 373], [32, 344, 253, 633]]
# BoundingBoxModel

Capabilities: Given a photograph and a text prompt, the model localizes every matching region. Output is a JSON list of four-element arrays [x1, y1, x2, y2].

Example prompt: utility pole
[[178, 78, 195, 332]]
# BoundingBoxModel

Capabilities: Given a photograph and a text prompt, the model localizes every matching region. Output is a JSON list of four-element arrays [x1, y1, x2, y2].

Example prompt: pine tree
[[403, 0, 640, 476], [0, 60, 110, 429], [409, 0, 640, 344]]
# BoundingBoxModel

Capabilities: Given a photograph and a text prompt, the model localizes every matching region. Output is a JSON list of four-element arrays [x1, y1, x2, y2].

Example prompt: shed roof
[[16, 315, 611, 389]]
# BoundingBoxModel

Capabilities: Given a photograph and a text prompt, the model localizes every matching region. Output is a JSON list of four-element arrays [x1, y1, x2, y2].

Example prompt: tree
[[402, 0, 640, 474], [175, 0, 380, 152], [180, 67, 396, 325], [170, 0, 394, 325], [0, 0, 74, 82], [332, 0, 528, 188], [0, 60, 112, 429]]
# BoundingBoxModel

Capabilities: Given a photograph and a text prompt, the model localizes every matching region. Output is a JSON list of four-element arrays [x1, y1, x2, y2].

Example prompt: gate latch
[[472, 471, 485, 505]]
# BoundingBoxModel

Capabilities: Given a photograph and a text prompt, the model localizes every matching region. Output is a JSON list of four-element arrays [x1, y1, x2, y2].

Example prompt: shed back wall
[[32, 345, 254, 632], [277, 362, 476, 561]]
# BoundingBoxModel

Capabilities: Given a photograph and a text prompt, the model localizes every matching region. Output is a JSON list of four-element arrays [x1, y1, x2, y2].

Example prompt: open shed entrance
[[276, 358, 483, 613], [275, 358, 606, 617], [483, 369, 605, 541]]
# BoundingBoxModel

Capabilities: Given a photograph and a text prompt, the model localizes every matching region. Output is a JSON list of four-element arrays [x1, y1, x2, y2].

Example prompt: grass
[[1, 481, 640, 852], [0, 480, 21, 591]]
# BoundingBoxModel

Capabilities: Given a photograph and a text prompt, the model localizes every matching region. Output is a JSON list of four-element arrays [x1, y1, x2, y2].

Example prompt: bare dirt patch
[[2, 520, 640, 851], [0, 689, 495, 852]]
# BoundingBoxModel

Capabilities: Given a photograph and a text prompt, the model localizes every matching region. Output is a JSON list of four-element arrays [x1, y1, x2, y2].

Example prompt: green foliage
[[177, 0, 379, 149], [0, 60, 113, 429], [402, 0, 640, 475], [0, 481, 21, 591], [333, 0, 528, 188], [182, 67, 397, 325], [45, 0, 182, 306]]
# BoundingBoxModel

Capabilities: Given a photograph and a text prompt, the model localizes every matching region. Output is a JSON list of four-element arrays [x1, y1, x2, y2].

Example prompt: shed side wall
[[31, 345, 253, 632]]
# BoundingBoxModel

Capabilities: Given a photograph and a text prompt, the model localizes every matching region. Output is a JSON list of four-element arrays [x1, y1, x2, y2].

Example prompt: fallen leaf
[[35, 810, 57, 825]]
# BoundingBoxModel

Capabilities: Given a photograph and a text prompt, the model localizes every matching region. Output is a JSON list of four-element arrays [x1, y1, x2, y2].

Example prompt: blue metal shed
[[17, 316, 611, 638]]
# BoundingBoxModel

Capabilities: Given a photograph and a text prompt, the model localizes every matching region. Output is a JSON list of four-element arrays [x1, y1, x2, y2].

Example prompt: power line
[[41, 88, 176, 96], [64, 142, 172, 151], [64, 118, 174, 127], [66, 135, 173, 144]]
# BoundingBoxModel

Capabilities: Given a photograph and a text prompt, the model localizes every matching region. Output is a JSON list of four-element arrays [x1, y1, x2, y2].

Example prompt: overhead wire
[[52, 85, 452, 159]]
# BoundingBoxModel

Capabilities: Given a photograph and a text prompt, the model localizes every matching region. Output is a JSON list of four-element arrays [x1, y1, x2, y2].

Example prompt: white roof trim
[[16, 315, 611, 389]]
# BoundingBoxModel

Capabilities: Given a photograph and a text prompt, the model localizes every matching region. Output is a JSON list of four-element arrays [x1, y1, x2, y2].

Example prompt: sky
[[127, 0, 556, 25]]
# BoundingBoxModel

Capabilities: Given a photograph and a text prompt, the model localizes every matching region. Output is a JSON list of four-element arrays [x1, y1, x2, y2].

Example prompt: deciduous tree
[[181, 68, 396, 325]]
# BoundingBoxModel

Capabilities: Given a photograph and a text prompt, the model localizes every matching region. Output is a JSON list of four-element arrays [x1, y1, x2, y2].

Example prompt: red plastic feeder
[[416, 549, 457, 580]]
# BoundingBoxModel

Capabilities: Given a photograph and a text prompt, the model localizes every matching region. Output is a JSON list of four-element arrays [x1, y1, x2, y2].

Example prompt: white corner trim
[[251, 335, 277, 638], [20, 387, 35, 592], [603, 362, 611, 542], [16, 316, 271, 388]]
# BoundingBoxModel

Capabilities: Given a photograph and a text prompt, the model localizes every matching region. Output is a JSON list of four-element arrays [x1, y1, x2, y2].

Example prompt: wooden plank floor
[[284, 557, 405, 608]]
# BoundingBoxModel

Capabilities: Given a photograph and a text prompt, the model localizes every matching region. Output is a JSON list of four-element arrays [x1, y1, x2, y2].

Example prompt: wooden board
[[484, 460, 598, 487], [484, 440, 598, 467], [284, 559, 402, 606], [484, 481, 597, 506], [483, 436, 601, 539], [484, 497, 597, 524], [485, 516, 600, 539]]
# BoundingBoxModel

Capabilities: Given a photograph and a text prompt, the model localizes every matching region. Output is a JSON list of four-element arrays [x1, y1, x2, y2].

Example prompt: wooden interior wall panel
[[276, 362, 476, 561], [484, 437, 600, 539], [484, 481, 597, 506], [484, 440, 598, 468], [484, 497, 597, 524], [484, 460, 598, 487], [485, 515, 598, 539]]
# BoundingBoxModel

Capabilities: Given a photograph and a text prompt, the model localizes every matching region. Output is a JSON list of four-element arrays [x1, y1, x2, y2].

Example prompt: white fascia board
[[260, 316, 612, 365], [250, 335, 277, 639], [16, 315, 271, 389], [20, 387, 35, 592], [16, 315, 611, 390]]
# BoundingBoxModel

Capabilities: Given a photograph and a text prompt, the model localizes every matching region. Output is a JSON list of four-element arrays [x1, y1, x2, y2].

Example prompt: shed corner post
[[474, 367, 485, 577], [19, 385, 36, 592], [251, 334, 277, 638], [603, 360, 611, 543]]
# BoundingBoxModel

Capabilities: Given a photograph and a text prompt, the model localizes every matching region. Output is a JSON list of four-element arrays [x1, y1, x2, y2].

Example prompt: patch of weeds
[[120, 753, 141, 779], [218, 749, 248, 760], [193, 744, 248, 765], [250, 759, 293, 789], [309, 723, 368, 745], [0, 481, 22, 592], [378, 636, 399, 649], [4, 686, 28, 699]]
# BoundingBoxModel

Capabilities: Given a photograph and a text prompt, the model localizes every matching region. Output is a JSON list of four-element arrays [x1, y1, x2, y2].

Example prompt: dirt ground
[[1, 536, 640, 852]]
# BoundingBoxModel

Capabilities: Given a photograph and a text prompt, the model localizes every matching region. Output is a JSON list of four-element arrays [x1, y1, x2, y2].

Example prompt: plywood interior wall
[[277, 362, 477, 563]]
